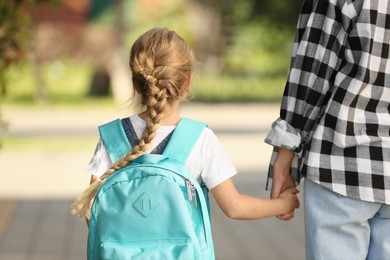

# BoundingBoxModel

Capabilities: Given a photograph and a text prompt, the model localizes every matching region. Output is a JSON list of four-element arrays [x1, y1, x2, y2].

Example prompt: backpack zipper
[[184, 177, 197, 208], [191, 184, 197, 208]]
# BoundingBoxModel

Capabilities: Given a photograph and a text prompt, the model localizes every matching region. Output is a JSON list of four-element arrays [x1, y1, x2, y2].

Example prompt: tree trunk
[[87, 67, 110, 97], [108, 0, 135, 106], [31, 49, 48, 103], [189, 0, 228, 74]]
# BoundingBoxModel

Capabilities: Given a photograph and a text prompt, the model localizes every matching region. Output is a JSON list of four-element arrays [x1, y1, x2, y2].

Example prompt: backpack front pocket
[[100, 239, 195, 260]]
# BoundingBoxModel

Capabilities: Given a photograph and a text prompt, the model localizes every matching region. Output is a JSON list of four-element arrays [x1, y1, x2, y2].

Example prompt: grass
[[2, 59, 114, 106], [192, 73, 285, 103], [2, 136, 97, 152]]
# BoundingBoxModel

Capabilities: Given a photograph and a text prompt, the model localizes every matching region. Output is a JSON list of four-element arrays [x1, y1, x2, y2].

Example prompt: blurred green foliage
[[0, 1, 29, 82], [0, 0, 54, 142], [2, 0, 303, 105], [191, 73, 287, 103], [223, 21, 294, 76], [3, 59, 114, 105], [0, 0, 53, 92], [88, 0, 195, 47], [84, 0, 300, 103]]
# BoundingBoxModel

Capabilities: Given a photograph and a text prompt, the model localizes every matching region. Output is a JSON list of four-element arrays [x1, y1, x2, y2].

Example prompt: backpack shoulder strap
[[163, 117, 207, 164], [164, 119, 213, 245], [99, 117, 206, 164], [98, 119, 132, 164], [122, 117, 174, 155]]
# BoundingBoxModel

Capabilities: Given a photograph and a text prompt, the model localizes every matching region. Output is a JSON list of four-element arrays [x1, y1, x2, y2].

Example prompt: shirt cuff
[[264, 118, 303, 157]]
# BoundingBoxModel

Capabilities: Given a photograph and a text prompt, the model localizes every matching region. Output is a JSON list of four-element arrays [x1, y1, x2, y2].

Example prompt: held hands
[[278, 187, 300, 218], [271, 148, 300, 221]]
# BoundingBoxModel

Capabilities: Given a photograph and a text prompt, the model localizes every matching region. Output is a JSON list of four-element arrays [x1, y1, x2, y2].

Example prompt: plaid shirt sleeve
[[266, 0, 390, 204], [265, 0, 361, 153], [265, 0, 362, 188]]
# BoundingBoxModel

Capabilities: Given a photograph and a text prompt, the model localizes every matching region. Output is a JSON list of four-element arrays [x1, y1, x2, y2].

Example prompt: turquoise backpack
[[87, 117, 215, 260]]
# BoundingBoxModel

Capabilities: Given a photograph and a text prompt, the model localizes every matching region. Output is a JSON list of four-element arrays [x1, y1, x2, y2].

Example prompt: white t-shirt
[[86, 115, 237, 190]]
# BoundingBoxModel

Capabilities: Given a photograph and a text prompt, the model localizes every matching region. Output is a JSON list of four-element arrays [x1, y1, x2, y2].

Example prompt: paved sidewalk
[[0, 103, 305, 259]]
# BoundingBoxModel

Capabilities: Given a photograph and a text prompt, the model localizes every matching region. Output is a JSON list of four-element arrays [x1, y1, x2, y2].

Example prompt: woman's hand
[[271, 148, 298, 220]]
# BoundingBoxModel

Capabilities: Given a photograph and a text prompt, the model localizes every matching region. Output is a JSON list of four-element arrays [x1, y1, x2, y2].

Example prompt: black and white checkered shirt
[[265, 0, 390, 204]]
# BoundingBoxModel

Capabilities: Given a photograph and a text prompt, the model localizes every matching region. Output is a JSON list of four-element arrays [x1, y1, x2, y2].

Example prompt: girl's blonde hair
[[71, 28, 195, 218]]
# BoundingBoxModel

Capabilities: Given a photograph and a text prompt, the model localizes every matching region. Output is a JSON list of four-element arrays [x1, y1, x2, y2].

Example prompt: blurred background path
[[0, 103, 305, 259]]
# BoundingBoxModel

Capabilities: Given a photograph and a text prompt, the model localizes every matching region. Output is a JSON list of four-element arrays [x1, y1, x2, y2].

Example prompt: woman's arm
[[271, 147, 297, 220], [211, 178, 299, 220], [271, 148, 296, 199]]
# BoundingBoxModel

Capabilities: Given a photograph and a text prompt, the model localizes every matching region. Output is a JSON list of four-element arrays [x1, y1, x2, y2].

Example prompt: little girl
[[71, 27, 299, 225]]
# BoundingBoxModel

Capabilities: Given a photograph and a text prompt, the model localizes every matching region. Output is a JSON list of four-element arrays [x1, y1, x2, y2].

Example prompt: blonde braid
[[71, 28, 194, 219], [71, 75, 169, 218]]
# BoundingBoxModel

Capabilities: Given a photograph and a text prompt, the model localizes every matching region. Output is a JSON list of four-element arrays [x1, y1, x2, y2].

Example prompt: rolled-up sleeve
[[265, 118, 303, 156]]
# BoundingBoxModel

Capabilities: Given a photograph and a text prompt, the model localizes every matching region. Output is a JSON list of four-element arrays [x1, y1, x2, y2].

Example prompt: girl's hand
[[278, 187, 300, 219]]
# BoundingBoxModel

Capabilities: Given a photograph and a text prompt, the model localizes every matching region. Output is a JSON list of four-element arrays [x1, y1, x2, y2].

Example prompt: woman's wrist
[[274, 148, 295, 174]]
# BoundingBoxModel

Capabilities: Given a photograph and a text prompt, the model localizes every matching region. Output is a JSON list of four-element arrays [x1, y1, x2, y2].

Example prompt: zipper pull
[[184, 178, 193, 201], [191, 185, 197, 208]]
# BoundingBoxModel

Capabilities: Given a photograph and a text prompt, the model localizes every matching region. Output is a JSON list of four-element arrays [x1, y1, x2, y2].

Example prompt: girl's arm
[[211, 178, 299, 220]]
